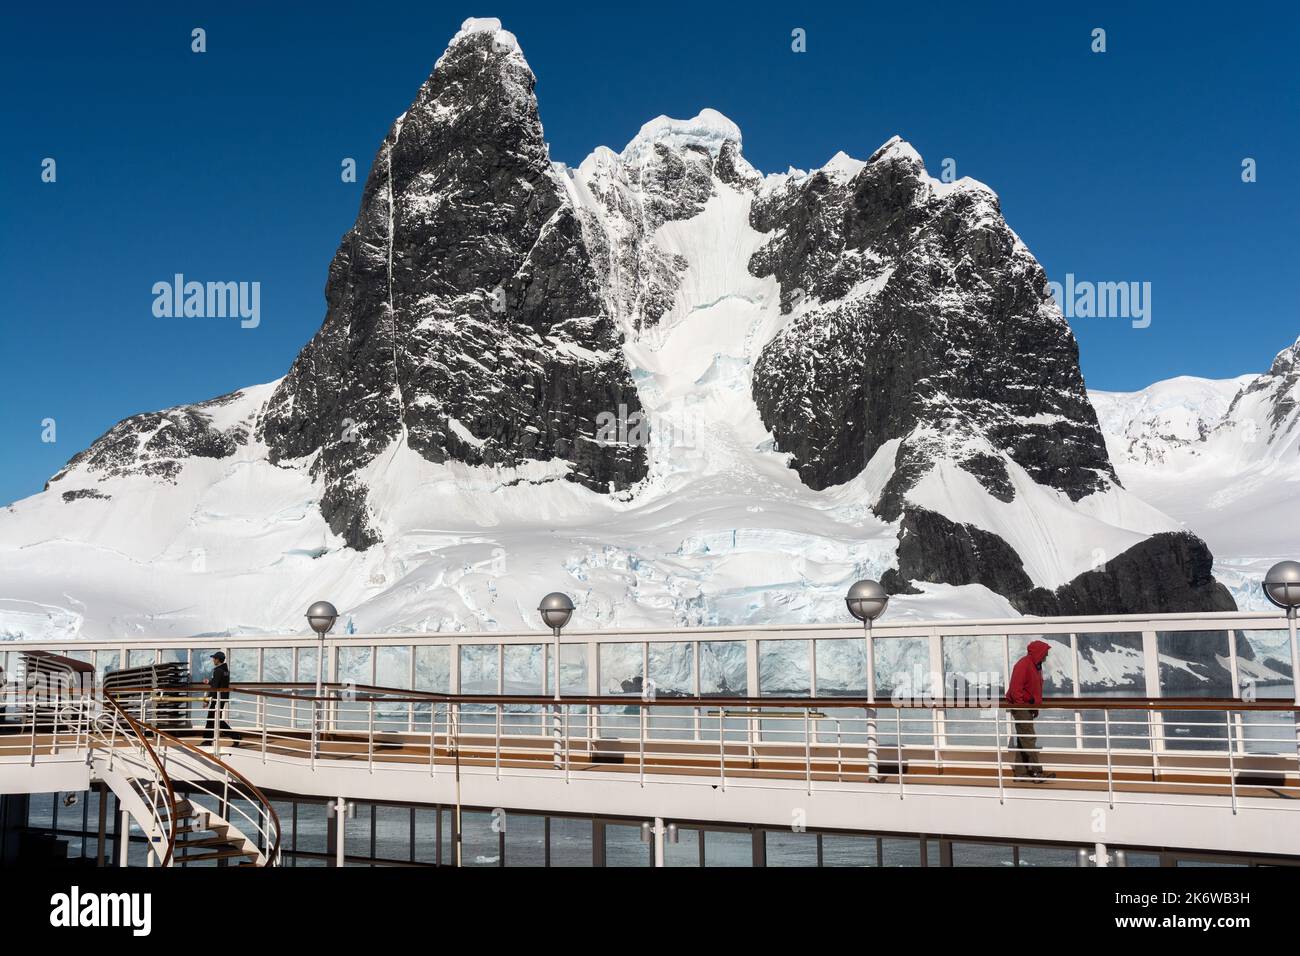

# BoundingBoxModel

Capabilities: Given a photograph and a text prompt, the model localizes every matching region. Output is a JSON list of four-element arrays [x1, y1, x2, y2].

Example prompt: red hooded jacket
[[1006, 640, 1051, 707]]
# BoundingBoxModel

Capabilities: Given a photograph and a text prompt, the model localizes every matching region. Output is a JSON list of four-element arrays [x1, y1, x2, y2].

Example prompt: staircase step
[[175, 833, 234, 849], [174, 822, 226, 836], [174, 846, 257, 864]]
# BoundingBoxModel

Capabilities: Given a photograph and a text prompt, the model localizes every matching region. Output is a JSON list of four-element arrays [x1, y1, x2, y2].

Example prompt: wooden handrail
[[103, 689, 282, 865], [97, 693, 179, 867], [102, 682, 1300, 713]]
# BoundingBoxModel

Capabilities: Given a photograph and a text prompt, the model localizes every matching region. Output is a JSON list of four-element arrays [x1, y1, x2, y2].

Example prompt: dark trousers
[[202, 696, 240, 743], [1010, 709, 1041, 777]]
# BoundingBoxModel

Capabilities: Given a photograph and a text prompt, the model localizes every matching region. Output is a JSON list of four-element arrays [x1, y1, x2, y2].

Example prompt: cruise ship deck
[[3, 607, 1298, 868]]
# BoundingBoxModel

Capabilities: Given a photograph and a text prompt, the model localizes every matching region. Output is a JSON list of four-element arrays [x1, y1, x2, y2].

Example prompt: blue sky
[[2, 1, 1296, 506]]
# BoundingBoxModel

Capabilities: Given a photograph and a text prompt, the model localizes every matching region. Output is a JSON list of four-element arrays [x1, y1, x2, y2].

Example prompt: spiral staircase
[[84, 690, 280, 867]]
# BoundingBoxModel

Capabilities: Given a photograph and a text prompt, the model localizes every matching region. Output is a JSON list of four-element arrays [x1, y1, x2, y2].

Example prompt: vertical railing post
[[866, 621, 880, 781], [1226, 708, 1238, 814], [995, 706, 1005, 804], [804, 708, 812, 795], [896, 709, 905, 800], [639, 705, 646, 788], [718, 706, 727, 792], [835, 719, 844, 782], [1149, 704, 1167, 782], [495, 704, 502, 781], [310, 699, 318, 771], [367, 700, 374, 774], [429, 704, 438, 778], [28, 694, 38, 767], [1103, 709, 1115, 809], [1286, 609, 1300, 766]]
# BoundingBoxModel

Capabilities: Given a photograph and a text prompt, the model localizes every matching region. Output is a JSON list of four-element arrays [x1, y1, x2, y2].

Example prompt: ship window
[[880, 836, 922, 866], [765, 830, 818, 866], [821, 833, 877, 866], [1015, 845, 1079, 867], [458, 810, 500, 867], [548, 816, 593, 867], [603, 823, 652, 867], [952, 841, 1014, 866], [703, 829, 753, 866], [374, 805, 411, 863], [664, 826, 701, 867]]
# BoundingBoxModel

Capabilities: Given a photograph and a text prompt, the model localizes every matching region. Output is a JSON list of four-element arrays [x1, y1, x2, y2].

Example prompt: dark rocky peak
[[635, 141, 716, 231], [257, 18, 646, 549], [885, 508, 1233, 617], [715, 139, 760, 191], [1226, 334, 1300, 436], [750, 136, 1114, 506], [48, 390, 253, 488]]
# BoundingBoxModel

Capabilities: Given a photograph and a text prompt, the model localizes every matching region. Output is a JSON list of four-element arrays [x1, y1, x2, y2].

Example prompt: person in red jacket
[[1006, 640, 1055, 781]]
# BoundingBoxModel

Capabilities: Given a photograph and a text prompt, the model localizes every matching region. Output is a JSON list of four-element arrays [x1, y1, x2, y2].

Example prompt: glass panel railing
[[459, 645, 499, 734], [1077, 633, 1148, 750], [759, 640, 809, 742], [699, 640, 747, 741], [647, 642, 693, 739], [1158, 630, 1231, 752], [1234, 628, 1295, 755], [596, 643, 643, 740]]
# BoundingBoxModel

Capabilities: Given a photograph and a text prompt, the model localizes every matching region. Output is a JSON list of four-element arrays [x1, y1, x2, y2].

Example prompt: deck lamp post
[[539, 592, 575, 770], [1264, 562, 1300, 704], [846, 580, 889, 780], [306, 601, 339, 698], [306, 601, 338, 758]]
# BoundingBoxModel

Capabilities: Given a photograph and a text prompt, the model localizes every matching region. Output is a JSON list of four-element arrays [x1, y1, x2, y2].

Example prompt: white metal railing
[[2, 609, 1294, 712], [3, 688, 282, 866], [109, 689, 281, 866], [86, 696, 180, 865], [110, 682, 1300, 812]]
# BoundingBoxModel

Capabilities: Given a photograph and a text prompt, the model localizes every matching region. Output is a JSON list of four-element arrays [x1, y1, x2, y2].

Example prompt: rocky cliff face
[[15, 17, 1241, 635], [256, 21, 646, 548], [749, 138, 1114, 513]]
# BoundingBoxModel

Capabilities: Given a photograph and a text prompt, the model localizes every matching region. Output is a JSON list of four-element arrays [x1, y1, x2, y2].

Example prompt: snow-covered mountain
[[0, 18, 1235, 642], [1092, 336, 1300, 610]]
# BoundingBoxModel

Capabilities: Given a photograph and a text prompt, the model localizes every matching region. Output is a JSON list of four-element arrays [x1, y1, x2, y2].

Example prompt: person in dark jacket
[[1006, 640, 1054, 781], [201, 652, 242, 745]]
